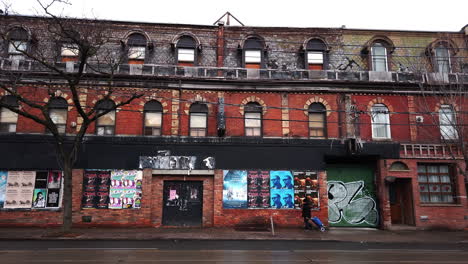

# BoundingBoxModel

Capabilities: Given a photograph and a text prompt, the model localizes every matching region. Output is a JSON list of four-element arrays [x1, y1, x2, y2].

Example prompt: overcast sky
[[6, 0, 467, 31]]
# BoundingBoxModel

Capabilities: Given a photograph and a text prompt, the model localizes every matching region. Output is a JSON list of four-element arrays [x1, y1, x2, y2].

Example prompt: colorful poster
[[270, 171, 294, 209], [247, 170, 270, 208], [47, 171, 62, 189], [32, 188, 47, 208], [82, 170, 99, 209], [0, 171, 7, 208], [222, 170, 248, 209], [270, 189, 295, 209], [109, 170, 142, 209], [270, 171, 294, 189]]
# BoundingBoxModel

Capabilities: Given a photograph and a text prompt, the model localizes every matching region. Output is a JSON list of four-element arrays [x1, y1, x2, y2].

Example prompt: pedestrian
[[301, 197, 313, 230]]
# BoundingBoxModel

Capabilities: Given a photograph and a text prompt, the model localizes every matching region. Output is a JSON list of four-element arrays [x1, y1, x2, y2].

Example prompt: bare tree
[[0, 0, 142, 232]]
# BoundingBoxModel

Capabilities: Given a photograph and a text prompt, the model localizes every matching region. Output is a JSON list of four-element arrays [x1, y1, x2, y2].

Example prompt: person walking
[[301, 197, 313, 230]]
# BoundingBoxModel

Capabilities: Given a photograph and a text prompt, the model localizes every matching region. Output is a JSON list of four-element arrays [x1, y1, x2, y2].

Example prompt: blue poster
[[270, 189, 295, 209], [0, 171, 7, 208], [223, 170, 248, 209], [270, 171, 294, 189]]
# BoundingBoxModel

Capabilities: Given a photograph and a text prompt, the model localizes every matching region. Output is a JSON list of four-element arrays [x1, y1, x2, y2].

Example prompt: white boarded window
[[61, 44, 79, 57], [245, 50, 261, 63], [0, 108, 18, 133], [96, 110, 115, 135], [49, 109, 67, 134], [144, 112, 162, 136], [371, 43, 388, 72], [8, 40, 27, 54], [439, 105, 457, 140], [371, 104, 391, 139], [128, 46, 146, 60], [307, 51, 324, 64], [178, 48, 195, 62]]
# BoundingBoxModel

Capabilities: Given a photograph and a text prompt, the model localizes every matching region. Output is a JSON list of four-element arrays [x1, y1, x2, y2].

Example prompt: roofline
[[3, 14, 464, 34]]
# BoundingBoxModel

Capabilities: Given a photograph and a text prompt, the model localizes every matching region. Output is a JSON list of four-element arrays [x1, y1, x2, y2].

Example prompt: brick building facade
[[0, 15, 467, 230]]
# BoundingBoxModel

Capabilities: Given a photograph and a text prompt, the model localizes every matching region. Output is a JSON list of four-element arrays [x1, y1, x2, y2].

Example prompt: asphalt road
[[0, 240, 466, 263]]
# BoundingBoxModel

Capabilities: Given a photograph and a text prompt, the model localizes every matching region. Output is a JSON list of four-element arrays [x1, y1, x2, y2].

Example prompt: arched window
[[244, 102, 262, 137], [305, 39, 327, 70], [243, 37, 264, 69], [8, 27, 28, 60], [189, 103, 208, 137], [95, 99, 116, 135], [144, 100, 163, 136], [48, 97, 68, 134], [371, 104, 391, 139], [308, 103, 326, 138], [389, 161, 410, 171], [371, 42, 388, 72], [0, 95, 19, 133], [176, 36, 197, 66], [439, 104, 457, 140], [127, 33, 147, 64], [434, 45, 451, 73], [60, 30, 80, 62]]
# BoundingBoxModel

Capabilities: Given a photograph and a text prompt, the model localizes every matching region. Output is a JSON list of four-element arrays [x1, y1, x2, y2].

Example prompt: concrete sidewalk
[[0, 227, 466, 244]]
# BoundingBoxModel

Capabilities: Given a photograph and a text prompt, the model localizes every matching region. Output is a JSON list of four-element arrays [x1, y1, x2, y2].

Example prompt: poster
[[270, 171, 294, 189], [47, 171, 62, 189], [247, 170, 270, 208], [270, 171, 294, 209], [222, 170, 248, 209], [109, 170, 142, 209], [46, 188, 61, 208], [96, 171, 111, 209], [4, 171, 36, 209], [82, 170, 99, 208], [0, 171, 7, 208], [270, 189, 295, 209], [293, 171, 319, 210], [32, 188, 47, 208]]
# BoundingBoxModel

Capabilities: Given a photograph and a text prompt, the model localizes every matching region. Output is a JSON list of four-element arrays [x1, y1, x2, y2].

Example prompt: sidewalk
[[0, 227, 466, 244]]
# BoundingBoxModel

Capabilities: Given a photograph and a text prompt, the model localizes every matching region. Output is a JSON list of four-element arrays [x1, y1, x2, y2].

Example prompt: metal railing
[[400, 143, 463, 159], [1, 58, 467, 84]]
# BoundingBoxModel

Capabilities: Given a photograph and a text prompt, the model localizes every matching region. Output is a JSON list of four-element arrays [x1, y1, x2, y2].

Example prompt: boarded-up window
[[0, 96, 19, 133], [245, 50, 261, 64], [178, 48, 195, 62]]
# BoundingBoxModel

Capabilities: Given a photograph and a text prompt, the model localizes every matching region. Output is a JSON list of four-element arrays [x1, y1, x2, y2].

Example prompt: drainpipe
[[216, 21, 225, 76]]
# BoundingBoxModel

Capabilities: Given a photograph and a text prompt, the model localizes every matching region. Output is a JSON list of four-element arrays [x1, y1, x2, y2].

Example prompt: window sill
[[419, 203, 462, 207], [372, 138, 392, 142]]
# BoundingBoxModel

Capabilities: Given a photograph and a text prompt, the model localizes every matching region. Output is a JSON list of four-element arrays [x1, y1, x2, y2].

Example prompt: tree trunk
[[62, 161, 73, 233]]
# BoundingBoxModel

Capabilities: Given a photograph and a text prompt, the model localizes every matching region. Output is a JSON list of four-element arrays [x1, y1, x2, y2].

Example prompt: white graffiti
[[327, 180, 378, 226]]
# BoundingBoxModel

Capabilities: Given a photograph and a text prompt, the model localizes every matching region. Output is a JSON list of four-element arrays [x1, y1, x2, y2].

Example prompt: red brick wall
[[353, 95, 411, 142], [288, 93, 339, 138], [213, 170, 329, 227], [380, 159, 467, 230]]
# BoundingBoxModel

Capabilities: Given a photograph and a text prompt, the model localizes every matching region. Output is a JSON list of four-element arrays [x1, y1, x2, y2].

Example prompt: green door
[[327, 165, 378, 227]]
